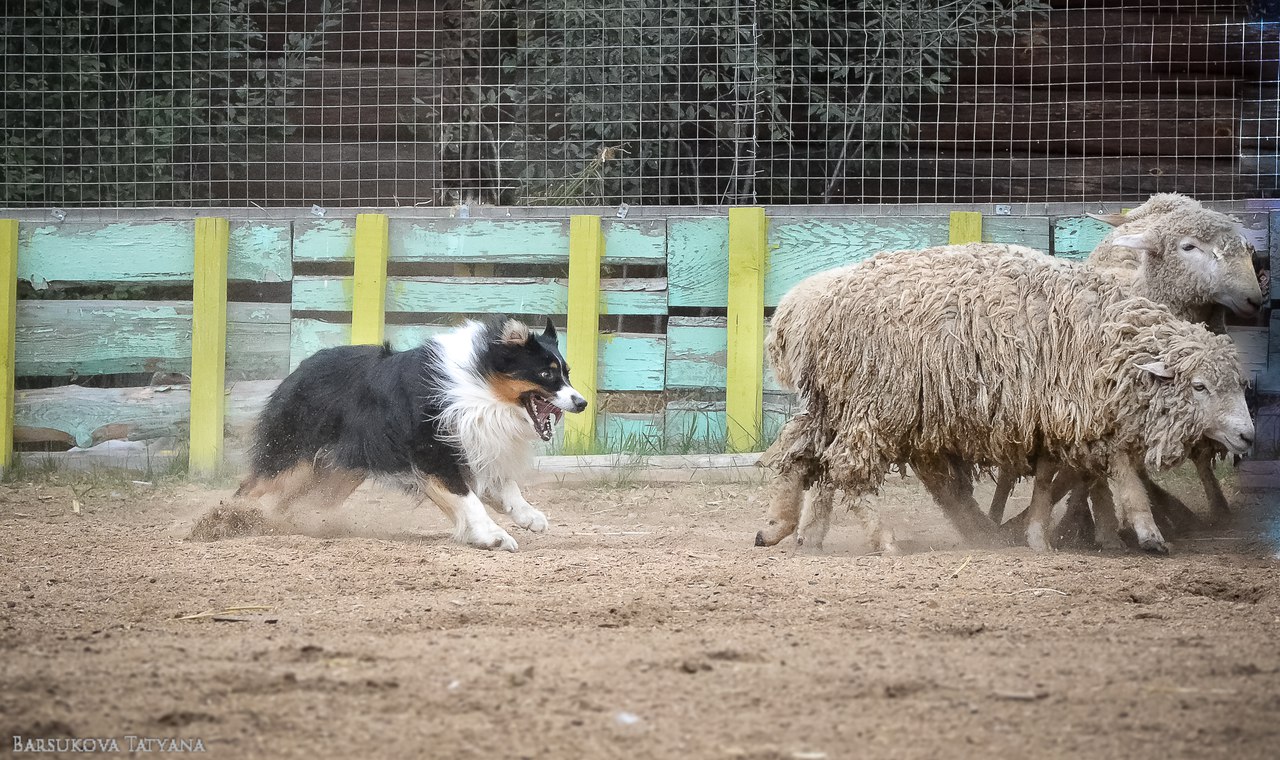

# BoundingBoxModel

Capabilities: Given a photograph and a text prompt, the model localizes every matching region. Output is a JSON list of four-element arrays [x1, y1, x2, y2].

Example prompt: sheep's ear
[[542, 318, 557, 341], [1111, 231, 1156, 253], [1136, 360, 1174, 379], [1087, 211, 1129, 227]]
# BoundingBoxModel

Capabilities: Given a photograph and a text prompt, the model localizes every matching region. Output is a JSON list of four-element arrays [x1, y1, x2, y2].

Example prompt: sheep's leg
[[840, 490, 899, 555], [914, 458, 1009, 547], [1000, 467, 1077, 538], [1193, 448, 1231, 526], [1024, 459, 1062, 552], [1086, 479, 1125, 550], [988, 468, 1017, 524], [1140, 470, 1204, 537], [1112, 459, 1169, 554], [797, 482, 837, 550], [1051, 471, 1095, 549], [754, 470, 806, 547]]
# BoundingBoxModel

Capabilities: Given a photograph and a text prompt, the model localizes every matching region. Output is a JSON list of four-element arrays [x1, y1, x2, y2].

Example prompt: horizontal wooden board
[[671, 216, 978, 308], [984, 216, 1053, 253], [666, 316, 782, 392], [14, 379, 277, 449], [1227, 325, 1267, 383], [292, 276, 667, 316], [289, 319, 664, 392], [16, 301, 289, 380], [664, 397, 798, 453], [293, 217, 665, 264], [17, 221, 291, 286], [1053, 216, 1115, 259]]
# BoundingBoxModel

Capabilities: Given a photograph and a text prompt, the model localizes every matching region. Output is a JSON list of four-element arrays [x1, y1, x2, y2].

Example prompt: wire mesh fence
[[2, 1, 1277, 208]]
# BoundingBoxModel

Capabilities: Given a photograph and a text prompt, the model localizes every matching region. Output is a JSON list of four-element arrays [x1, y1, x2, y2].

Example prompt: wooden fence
[[0, 204, 1272, 472]]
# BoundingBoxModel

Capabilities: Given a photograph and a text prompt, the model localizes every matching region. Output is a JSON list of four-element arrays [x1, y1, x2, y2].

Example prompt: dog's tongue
[[529, 396, 563, 442]]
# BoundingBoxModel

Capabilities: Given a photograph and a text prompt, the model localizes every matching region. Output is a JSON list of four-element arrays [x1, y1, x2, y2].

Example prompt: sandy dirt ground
[[1, 466, 1278, 759]]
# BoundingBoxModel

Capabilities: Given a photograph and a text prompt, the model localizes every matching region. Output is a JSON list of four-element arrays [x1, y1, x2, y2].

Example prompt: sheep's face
[[1115, 219, 1262, 318], [1137, 345, 1254, 455]]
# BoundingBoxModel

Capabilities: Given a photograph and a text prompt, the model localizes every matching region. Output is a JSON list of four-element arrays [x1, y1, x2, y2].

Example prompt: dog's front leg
[[422, 476, 519, 552], [489, 480, 549, 533]]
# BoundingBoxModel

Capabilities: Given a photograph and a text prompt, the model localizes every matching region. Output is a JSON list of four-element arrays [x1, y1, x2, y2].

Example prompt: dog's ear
[[499, 318, 531, 345], [542, 319, 557, 342]]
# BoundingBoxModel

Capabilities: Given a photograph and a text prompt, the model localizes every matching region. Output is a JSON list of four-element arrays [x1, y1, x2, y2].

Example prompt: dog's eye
[[539, 370, 554, 380]]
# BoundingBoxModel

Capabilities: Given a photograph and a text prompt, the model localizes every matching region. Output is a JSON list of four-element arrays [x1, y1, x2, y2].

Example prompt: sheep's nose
[[1247, 296, 1263, 309], [1240, 432, 1255, 447]]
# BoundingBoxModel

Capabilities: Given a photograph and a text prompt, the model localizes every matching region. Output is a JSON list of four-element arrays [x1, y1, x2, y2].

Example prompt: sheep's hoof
[[754, 531, 768, 547], [1139, 537, 1170, 555]]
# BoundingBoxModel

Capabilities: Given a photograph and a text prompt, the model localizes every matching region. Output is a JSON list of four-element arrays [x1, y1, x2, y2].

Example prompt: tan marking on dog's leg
[[421, 476, 517, 551], [254, 462, 320, 514], [304, 467, 366, 511], [754, 470, 806, 546]]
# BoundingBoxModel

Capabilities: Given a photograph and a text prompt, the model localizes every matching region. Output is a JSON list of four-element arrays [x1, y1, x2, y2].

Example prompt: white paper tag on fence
[[994, 205, 1011, 216], [50, 208, 67, 221], [616, 203, 630, 219], [310, 204, 327, 218]]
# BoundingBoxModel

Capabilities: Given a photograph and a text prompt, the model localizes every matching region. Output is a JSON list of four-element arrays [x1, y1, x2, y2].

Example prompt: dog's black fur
[[241, 317, 575, 498]]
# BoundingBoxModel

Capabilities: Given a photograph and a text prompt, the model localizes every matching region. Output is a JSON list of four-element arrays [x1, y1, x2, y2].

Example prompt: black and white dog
[[237, 317, 587, 551]]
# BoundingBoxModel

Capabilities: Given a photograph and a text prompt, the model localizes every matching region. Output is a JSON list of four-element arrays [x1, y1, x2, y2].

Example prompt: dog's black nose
[[573, 397, 588, 413]]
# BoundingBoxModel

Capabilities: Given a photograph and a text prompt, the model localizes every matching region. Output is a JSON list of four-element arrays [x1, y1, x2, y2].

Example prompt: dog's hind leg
[[484, 480, 549, 533], [421, 475, 518, 552], [247, 462, 364, 514]]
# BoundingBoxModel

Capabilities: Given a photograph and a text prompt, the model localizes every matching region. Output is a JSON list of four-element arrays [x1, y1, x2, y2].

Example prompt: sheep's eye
[[1192, 381, 1208, 392], [1181, 243, 1198, 253]]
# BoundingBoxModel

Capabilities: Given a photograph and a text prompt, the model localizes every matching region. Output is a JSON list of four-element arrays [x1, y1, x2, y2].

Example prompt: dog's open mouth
[[522, 392, 564, 442]]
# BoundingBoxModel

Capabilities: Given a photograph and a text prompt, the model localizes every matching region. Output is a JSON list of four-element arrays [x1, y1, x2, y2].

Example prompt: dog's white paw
[[463, 523, 519, 552], [512, 506, 548, 533]]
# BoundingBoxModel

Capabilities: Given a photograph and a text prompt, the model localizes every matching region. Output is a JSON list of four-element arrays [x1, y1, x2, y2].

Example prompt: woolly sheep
[[987, 194, 1262, 535], [754, 243, 1254, 555]]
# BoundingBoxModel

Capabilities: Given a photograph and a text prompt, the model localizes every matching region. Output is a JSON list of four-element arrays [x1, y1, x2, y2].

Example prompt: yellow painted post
[[189, 217, 230, 476], [0, 220, 17, 472], [563, 215, 603, 454], [726, 207, 768, 453], [351, 213, 390, 346], [949, 211, 983, 244]]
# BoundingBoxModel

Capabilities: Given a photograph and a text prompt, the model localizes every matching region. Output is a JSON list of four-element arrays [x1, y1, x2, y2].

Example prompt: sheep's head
[[1112, 209, 1262, 318], [1135, 331, 1254, 457]]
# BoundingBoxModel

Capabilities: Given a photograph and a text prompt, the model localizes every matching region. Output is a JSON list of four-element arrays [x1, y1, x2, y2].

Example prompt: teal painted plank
[[984, 216, 1052, 253], [294, 219, 354, 262], [1053, 216, 1113, 260], [289, 318, 663, 391], [765, 217, 950, 306], [294, 218, 665, 264], [16, 300, 289, 380], [292, 276, 667, 316], [664, 398, 794, 452], [18, 221, 291, 285], [597, 413, 665, 451], [668, 217, 729, 308], [666, 316, 781, 392], [13, 380, 276, 449]]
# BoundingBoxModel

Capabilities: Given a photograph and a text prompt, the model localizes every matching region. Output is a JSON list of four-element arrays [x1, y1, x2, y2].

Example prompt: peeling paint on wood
[[291, 275, 667, 316], [1053, 216, 1113, 260], [18, 221, 290, 285]]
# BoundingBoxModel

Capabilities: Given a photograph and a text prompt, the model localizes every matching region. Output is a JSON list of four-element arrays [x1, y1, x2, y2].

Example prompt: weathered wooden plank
[[189, 218, 230, 475], [289, 318, 663, 392], [14, 380, 277, 449], [1053, 216, 1114, 260], [768, 218, 956, 306], [596, 413, 665, 452], [17, 221, 291, 286], [984, 216, 1052, 252], [291, 275, 667, 316], [16, 301, 289, 380], [1227, 326, 1267, 382], [294, 217, 666, 264], [564, 215, 604, 453], [666, 316, 783, 393], [949, 211, 983, 244], [351, 214, 390, 345], [726, 208, 767, 452], [665, 397, 797, 453], [0, 219, 16, 469]]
